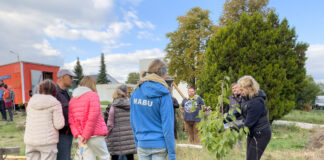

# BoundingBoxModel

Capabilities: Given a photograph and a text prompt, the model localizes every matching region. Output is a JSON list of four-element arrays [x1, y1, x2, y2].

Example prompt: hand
[[81, 138, 88, 144], [78, 135, 85, 144]]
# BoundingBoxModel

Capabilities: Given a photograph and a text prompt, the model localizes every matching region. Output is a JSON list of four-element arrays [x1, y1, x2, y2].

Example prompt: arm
[[82, 93, 101, 139], [68, 101, 80, 138], [243, 99, 264, 129], [160, 94, 176, 160], [130, 98, 138, 147], [107, 106, 115, 134], [53, 101, 65, 130]]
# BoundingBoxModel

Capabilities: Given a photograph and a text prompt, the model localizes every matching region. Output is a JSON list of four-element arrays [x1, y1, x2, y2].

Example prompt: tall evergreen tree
[[165, 7, 216, 88], [97, 53, 110, 84], [73, 57, 84, 85], [197, 11, 308, 121]]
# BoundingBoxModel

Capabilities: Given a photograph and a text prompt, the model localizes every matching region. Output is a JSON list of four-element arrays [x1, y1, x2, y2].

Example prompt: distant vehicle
[[315, 96, 324, 110]]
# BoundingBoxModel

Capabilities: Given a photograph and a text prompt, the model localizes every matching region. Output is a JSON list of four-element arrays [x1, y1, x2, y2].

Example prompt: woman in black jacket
[[237, 75, 271, 160]]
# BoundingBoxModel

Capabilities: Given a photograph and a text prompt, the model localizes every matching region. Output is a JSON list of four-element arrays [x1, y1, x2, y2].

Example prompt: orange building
[[0, 61, 59, 105]]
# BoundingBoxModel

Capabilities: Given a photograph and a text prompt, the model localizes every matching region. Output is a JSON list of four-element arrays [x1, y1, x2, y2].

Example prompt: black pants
[[111, 154, 134, 160], [6, 107, 13, 121], [0, 100, 6, 120], [246, 127, 272, 160]]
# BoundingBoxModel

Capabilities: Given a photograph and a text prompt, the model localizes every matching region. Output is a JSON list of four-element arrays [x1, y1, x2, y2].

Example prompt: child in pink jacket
[[69, 76, 109, 160]]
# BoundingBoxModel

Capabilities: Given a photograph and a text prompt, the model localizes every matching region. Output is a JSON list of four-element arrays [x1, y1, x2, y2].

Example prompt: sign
[[0, 75, 11, 80]]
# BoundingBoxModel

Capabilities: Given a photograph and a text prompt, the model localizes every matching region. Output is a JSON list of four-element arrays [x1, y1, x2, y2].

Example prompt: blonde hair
[[141, 59, 167, 77], [79, 76, 97, 92], [237, 75, 260, 99], [112, 85, 128, 100]]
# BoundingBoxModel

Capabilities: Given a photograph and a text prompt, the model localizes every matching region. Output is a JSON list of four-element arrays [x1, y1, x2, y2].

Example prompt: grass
[[0, 112, 26, 156], [281, 110, 324, 124], [175, 124, 313, 160], [100, 101, 112, 106], [0, 111, 320, 160]]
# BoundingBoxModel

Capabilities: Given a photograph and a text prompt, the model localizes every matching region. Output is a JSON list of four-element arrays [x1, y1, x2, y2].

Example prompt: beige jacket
[[24, 94, 65, 146]]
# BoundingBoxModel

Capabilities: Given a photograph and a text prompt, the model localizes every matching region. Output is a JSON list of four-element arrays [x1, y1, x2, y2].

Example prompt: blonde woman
[[69, 76, 109, 160], [107, 85, 136, 160], [236, 75, 271, 160]]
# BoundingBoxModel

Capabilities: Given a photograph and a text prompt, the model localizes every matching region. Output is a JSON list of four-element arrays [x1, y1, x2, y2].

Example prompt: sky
[[0, 0, 323, 83]]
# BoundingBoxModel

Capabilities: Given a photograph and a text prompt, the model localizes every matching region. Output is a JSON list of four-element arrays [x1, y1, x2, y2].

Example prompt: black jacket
[[239, 90, 270, 135], [56, 85, 71, 135]]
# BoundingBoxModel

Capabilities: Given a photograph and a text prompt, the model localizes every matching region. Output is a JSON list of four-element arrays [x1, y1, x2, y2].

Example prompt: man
[[181, 88, 204, 145], [130, 59, 175, 160], [56, 69, 75, 160], [225, 83, 243, 124], [0, 80, 7, 121]]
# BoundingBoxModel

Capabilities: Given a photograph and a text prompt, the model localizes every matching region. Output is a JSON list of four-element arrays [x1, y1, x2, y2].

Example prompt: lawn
[[0, 111, 320, 160], [280, 110, 324, 124]]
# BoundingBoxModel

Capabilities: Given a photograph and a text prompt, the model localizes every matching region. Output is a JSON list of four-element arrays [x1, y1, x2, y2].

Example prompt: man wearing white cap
[[56, 69, 75, 160]]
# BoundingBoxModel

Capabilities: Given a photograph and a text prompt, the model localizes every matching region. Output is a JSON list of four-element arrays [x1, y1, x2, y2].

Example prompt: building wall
[[23, 63, 59, 102], [0, 62, 23, 104]]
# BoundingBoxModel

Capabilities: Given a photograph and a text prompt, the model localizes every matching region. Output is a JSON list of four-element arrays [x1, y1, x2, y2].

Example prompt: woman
[[24, 79, 65, 160], [69, 76, 109, 160], [237, 75, 271, 160], [130, 59, 175, 160], [107, 85, 136, 160]]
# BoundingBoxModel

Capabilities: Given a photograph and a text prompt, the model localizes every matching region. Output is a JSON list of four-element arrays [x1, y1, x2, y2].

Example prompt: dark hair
[[4, 84, 8, 89], [39, 79, 57, 97], [188, 87, 196, 91]]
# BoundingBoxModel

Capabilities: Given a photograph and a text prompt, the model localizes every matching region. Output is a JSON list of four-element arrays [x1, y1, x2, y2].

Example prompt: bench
[[0, 147, 20, 160]]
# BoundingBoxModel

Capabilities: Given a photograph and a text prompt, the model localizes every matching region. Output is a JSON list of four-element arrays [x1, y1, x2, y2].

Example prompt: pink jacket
[[69, 87, 108, 139]]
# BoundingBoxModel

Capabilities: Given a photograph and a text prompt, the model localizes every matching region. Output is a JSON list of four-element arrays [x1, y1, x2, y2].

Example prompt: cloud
[[63, 48, 166, 82], [33, 39, 61, 56], [137, 31, 160, 41], [306, 44, 324, 83]]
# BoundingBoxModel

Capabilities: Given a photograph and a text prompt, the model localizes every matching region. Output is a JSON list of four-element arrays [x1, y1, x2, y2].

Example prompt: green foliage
[[197, 11, 308, 121], [165, 7, 216, 88], [219, 0, 272, 25], [198, 77, 248, 159], [97, 53, 110, 84], [125, 72, 140, 84], [73, 57, 84, 85], [296, 75, 322, 109]]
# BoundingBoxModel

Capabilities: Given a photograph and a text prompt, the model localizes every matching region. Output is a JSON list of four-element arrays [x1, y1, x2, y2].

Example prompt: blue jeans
[[137, 148, 167, 160], [57, 133, 73, 160]]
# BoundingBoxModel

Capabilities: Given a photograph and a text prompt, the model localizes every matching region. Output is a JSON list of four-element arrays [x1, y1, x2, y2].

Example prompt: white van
[[315, 96, 324, 110]]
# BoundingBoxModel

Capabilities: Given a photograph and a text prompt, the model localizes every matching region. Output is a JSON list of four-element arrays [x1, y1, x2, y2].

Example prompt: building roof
[[89, 74, 120, 84], [0, 61, 60, 68]]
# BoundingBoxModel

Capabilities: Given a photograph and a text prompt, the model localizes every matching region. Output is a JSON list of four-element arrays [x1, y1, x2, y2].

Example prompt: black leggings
[[111, 154, 134, 160], [246, 127, 272, 160]]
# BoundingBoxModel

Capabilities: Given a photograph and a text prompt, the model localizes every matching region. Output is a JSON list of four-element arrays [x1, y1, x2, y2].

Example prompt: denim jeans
[[137, 148, 167, 160], [57, 133, 73, 160]]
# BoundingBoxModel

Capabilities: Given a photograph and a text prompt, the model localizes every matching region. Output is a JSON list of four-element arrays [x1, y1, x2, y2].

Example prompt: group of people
[[0, 79, 15, 122], [20, 58, 270, 160]]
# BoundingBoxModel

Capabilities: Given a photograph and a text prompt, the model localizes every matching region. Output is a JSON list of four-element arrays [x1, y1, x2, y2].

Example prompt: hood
[[112, 98, 130, 110], [255, 89, 267, 100], [138, 81, 170, 98], [135, 73, 170, 98], [28, 94, 59, 110], [72, 86, 92, 98]]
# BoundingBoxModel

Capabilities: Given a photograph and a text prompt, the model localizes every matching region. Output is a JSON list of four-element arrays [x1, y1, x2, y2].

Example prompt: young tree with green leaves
[[73, 57, 84, 85], [165, 7, 216, 88], [197, 11, 308, 121], [97, 53, 110, 84], [125, 72, 140, 84]]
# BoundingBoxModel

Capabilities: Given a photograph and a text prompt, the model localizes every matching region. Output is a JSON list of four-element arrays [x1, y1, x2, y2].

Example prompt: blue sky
[[1, 0, 324, 82]]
